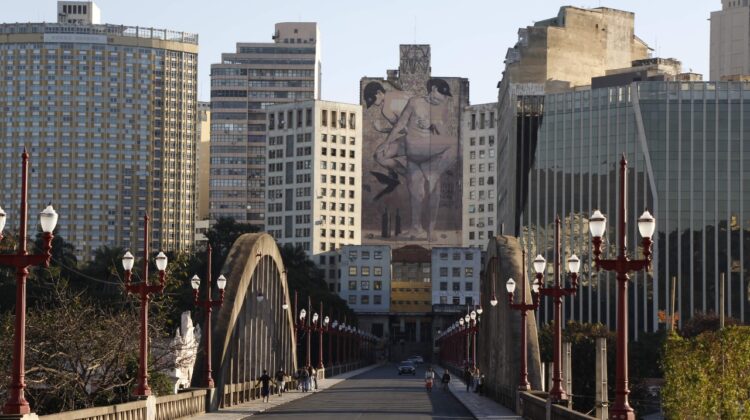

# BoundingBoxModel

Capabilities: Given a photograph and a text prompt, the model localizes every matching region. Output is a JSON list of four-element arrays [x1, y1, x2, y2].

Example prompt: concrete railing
[[38, 390, 207, 420], [519, 391, 595, 420]]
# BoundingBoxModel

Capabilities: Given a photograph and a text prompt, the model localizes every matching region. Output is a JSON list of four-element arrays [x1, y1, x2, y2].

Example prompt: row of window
[[468, 177, 495, 186], [467, 203, 495, 214], [268, 108, 313, 129], [438, 281, 474, 291], [319, 161, 355, 172], [469, 112, 495, 130], [321, 109, 356, 129], [437, 267, 474, 277], [320, 174, 356, 185], [348, 294, 382, 305], [437, 296, 474, 305], [468, 190, 496, 200], [468, 162, 495, 173], [319, 202, 356, 212], [347, 280, 384, 290], [468, 149, 496, 159], [320, 229, 356, 239], [438, 252, 474, 261], [468, 136, 495, 147], [347, 266, 384, 276], [347, 250, 384, 260]]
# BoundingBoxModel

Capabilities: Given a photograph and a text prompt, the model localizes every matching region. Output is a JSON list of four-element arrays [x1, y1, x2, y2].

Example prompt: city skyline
[[8, 0, 714, 105]]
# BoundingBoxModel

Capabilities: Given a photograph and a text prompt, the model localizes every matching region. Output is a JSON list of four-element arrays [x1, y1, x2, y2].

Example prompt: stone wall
[[478, 235, 542, 409]]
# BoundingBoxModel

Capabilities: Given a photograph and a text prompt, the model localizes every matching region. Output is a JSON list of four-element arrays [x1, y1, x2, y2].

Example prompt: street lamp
[[506, 250, 541, 391], [589, 155, 654, 420], [122, 215, 168, 396], [190, 244, 226, 388], [1, 150, 58, 416], [537, 216, 579, 404]]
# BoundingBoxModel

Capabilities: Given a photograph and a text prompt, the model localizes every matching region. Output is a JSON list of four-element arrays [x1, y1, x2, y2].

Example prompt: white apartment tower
[[711, 0, 750, 80], [210, 23, 321, 226], [461, 103, 498, 249], [265, 100, 362, 285]]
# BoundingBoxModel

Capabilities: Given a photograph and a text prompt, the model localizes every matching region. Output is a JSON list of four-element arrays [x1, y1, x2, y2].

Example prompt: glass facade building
[[521, 81, 750, 337], [0, 21, 198, 259]]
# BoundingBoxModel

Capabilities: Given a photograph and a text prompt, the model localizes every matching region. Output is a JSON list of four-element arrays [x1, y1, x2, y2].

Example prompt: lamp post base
[[609, 407, 635, 420]]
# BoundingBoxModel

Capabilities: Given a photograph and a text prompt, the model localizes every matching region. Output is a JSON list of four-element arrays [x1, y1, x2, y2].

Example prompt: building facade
[[196, 101, 211, 220], [497, 6, 651, 237], [0, 2, 198, 258], [210, 22, 320, 227], [264, 100, 362, 287], [461, 103, 498, 249], [338, 245, 391, 314], [430, 247, 481, 307], [360, 45, 470, 248], [710, 0, 750, 81], [521, 80, 750, 338]]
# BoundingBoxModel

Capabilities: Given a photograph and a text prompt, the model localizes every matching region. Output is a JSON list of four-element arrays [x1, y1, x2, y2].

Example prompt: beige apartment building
[[0, 1, 198, 258], [711, 0, 750, 80], [210, 23, 321, 227], [196, 101, 211, 220], [264, 100, 362, 287]]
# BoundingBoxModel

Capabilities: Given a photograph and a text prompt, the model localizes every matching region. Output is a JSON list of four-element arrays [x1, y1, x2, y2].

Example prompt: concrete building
[[210, 22, 320, 227], [461, 103, 498, 249], [389, 244, 433, 361], [0, 2, 198, 258], [196, 102, 211, 221], [264, 100, 362, 287], [360, 45, 470, 248], [520, 79, 750, 338], [431, 247, 481, 307], [338, 245, 391, 315], [497, 6, 651, 236], [710, 0, 750, 81]]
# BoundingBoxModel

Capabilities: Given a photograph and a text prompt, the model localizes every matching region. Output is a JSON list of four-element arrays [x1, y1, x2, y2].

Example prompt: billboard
[[360, 45, 468, 246]]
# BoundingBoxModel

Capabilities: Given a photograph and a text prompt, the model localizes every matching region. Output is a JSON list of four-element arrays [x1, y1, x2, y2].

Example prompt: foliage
[[204, 217, 260, 278], [662, 327, 750, 419], [678, 311, 739, 338]]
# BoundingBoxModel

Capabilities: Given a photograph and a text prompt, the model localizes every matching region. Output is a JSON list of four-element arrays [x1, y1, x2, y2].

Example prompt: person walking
[[256, 369, 273, 403], [473, 368, 481, 393], [463, 366, 473, 392], [441, 369, 451, 391], [424, 366, 435, 392], [306, 365, 314, 392], [311, 366, 318, 391], [300, 367, 309, 392], [275, 367, 286, 396], [477, 372, 485, 396]]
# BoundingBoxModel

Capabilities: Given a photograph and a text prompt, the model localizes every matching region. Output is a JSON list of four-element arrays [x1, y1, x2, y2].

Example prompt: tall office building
[[264, 100, 362, 287], [497, 6, 651, 236], [520, 74, 750, 338], [0, 1, 198, 258], [209, 23, 320, 227], [360, 45, 469, 248], [710, 0, 750, 81], [461, 103, 498, 249]]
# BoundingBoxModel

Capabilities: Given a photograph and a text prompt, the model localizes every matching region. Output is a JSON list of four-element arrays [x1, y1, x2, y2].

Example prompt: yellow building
[[390, 245, 432, 313]]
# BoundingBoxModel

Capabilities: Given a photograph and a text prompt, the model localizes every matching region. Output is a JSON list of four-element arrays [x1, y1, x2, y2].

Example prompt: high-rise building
[[196, 101, 211, 220], [209, 23, 320, 227], [520, 78, 750, 338], [497, 6, 651, 236], [710, 0, 750, 81], [461, 103, 498, 249], [264, 100, 362, 288], [0, 1, 198, 258], [430, 247, 480, 307], [339, 245, 392, 313], [360, 45, 469, 248]]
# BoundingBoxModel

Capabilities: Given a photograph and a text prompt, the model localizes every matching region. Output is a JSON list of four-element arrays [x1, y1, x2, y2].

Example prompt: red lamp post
[[589, 155, 655, 420], [190, 244, 227, 388], [122, 215, 168, 397], [506, 251, 541, 391], [537, 216, 580, 403], [1, 150, 59, 416], [311, 301, 329, 369]]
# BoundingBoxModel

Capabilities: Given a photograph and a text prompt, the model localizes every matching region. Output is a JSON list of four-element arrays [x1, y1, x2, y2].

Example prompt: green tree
[[204, 217, 260, 278]]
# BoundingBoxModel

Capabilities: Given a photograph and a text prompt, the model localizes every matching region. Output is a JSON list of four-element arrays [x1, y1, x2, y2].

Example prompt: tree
[[204, 217, 260, 278]]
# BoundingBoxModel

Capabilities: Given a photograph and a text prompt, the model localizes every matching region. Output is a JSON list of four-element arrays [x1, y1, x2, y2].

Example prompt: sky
[[11, 0, 716, 104]]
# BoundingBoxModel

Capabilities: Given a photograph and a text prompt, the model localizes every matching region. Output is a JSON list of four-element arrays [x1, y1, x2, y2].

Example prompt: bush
[[662, 326, 750, 419]]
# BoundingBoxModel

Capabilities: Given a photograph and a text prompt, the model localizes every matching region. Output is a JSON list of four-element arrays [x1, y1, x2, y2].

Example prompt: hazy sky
[[11, 0, 717, 104]]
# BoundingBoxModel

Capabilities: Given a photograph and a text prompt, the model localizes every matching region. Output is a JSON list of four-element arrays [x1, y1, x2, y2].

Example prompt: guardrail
[[519, 391, 595, 420], [155, 390, 207, 420]]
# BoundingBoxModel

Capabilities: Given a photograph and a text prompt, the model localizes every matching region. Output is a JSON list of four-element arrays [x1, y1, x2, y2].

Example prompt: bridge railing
[[519, 391, 596, 420], [38, 389, 207, 420]]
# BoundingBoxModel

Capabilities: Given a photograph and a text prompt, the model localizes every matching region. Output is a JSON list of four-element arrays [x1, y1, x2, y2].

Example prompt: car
[[398, 361, 416, 375], [409, 355, 424, 365]]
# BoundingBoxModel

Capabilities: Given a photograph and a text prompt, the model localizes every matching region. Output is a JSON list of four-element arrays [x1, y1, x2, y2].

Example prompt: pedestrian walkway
[[442, 368, 521, 420], [194, 363, 383, 419]]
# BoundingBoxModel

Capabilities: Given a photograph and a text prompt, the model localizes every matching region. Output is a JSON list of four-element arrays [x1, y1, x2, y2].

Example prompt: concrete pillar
[[563, 341, 572, 409], [595, 338, 609, 420], [545, 362, 553, 392], [415, 319, 421, 342]]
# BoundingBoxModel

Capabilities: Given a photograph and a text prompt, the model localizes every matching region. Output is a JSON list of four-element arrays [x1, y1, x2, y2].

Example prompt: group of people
[[422, 366, 454, 392], [252, 365, 319, 403], [463, 366, 485, 395]]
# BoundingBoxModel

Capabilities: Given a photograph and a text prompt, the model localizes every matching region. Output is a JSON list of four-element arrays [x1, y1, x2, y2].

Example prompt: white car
[[408, 356, 424, 365]]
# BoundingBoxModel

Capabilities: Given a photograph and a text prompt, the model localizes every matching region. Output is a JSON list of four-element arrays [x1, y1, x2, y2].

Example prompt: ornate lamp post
[[310, 302, 329, 369], [537, 216, 580, 403], [589, 155, 655, 420], [468, 310, 478, 369], [506, 252, 541, 391], [0, 150, 58, 416], [122, 215, 168, 396], [298, 307, 309, 367], [190, 244, 227, 388]]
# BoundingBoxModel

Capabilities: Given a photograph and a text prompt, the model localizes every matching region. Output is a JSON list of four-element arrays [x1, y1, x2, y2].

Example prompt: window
[[440, 253, 448, 260], [465, 296, 473, 306], [452, 296, 460, 305], [452, 267, 460, 277], [465, 282, 473, 291], [440, 267, 448, 277], [373, 266, 382, 276], [440, 296, 448, 304], [452, 282, 460, 291], [374, 250, 383, 259], [348, 295, 356, 304], [362, 251, 370, 260], [321, 109, 328, 126], [440, 282, 448, 291], [362, 266, 370, 276], [374, 280, 382, 290], [465, 252, 474, 260], [373, 295, 381, 305], [361, 281, 370, 290], [453, 253, 460, 260], [348, 280, 357, 290], [348, 250, 357, 260], [348, 266, 357, 276], [465, 268, 474, 277], [361, 295, 369, 304]]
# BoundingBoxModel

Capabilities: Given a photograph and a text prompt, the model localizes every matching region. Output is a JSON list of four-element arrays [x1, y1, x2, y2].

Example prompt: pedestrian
[[441, 369, 451, 391], [306, 365, 314, 392], [311, 366, 318, 391], [256, 369, 273, 403], [424, 366, 435, 392], [275, 367, 286, 396], [478, 372, 485, 396], [473, 368, 481, 393], [463, 366, 473, 392]]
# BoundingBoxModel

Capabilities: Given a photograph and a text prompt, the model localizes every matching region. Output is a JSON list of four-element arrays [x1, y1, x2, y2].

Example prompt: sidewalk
[[443, 370, 521, 420], [194, 363, 383, 419]]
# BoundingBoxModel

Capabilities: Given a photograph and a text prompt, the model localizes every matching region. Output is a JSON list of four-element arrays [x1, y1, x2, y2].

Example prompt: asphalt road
[[256, 363, 474, 419]]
